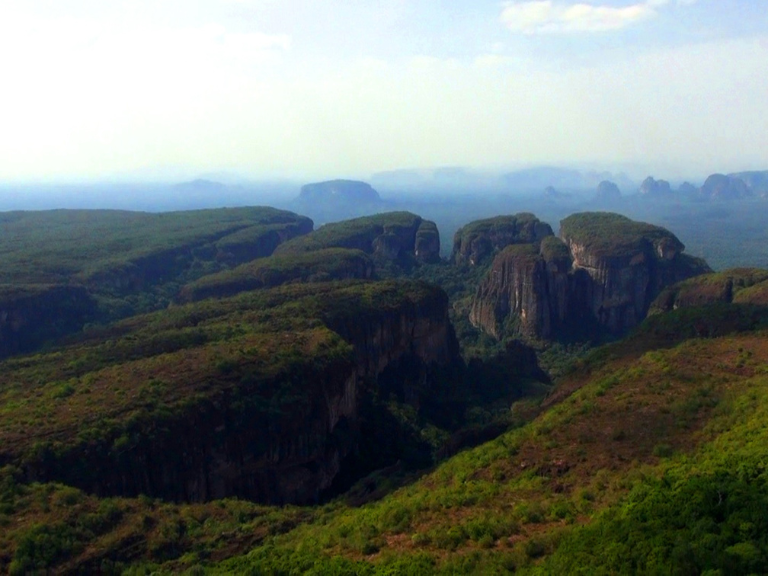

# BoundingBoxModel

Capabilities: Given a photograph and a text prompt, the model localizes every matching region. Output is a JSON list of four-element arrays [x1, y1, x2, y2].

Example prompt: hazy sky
[[0, 0, 766, 182]]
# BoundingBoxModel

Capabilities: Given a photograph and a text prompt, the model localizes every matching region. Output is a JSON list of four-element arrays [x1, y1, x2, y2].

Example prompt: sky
[[0, 0, 766, 182]]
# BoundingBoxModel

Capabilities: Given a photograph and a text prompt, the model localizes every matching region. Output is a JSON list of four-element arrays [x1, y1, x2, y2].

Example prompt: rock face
[[0, 285, 97, 359], [10, 282, 461, 505], [298, 180, 382, 204], [700, 174, 751, 200], [452, 214, 553, 267], [595, 180, 621, 201], [275, 212, 440, 265], [469, 212, 711, 340], [640, 176, 672, 196]]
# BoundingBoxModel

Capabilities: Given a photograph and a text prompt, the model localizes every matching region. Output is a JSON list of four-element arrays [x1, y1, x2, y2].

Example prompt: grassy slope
[[4, 305, 768, 573]]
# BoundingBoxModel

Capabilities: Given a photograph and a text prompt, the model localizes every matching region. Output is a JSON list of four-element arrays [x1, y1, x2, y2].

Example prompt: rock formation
[[298, 180, 382, 204], [639, 176, 672, 196], [275, 212, 440, 265], [451, 213, 553, 267], [650, 268, 768, 313], [700, 174, 751, 200], [469, 212, 711, 340], [595, 180, 621, 201], [729, 170, 768, 195]]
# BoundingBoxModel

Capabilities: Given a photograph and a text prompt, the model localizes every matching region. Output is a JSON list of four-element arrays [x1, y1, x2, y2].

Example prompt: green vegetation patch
[[0, 207, 311, 286], [274, 212, 423, 255], [177, 248, 373, 303], [539, 236, 571, 263], [560, 212, 683, 258]]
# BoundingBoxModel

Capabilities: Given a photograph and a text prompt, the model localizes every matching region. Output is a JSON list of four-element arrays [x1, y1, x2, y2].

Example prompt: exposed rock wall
[[452, 213, 553, 267], [469, 212, 711, 340], [19, 284, 461, 505]]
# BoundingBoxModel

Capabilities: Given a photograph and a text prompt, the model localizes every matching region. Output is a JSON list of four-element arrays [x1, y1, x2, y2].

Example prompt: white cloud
[[501, 0, 693, 34]]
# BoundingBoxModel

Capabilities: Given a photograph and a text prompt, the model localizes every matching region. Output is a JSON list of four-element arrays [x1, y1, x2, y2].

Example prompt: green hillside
[[3, 302, 768, 573]]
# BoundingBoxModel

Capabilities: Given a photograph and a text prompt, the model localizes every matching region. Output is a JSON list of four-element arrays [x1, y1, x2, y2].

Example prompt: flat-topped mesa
[[451, 213, 554, 267], [469, 212, 711, 341], [298, 179, 382, 204], [275, 211, 440, 265], [650, 268, 768, 314], [559, 212, 711, 334]]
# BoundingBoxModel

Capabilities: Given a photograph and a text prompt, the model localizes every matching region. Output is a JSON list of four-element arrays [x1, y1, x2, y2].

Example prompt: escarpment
[[1, 281, 461, 505], [470, 212, 711, 340], [274, 212, 440, 266]]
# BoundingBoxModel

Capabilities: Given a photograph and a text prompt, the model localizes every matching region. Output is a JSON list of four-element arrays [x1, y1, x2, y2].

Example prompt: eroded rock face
[[16, 282, 461, 505], [469, 212, 711, 340], [452, 214, 553, 267]]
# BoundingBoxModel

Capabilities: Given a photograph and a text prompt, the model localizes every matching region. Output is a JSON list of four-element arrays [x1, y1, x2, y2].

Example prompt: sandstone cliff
[[650, 268, 768, 313], [451, 213, 553, 267], [469, 212, 711, 340], [4, 281, 460, 505]]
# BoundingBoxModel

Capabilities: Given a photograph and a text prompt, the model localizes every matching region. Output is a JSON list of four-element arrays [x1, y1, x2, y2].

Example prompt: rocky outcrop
[[469, 239, 571, 339], [452, 213, 553, 267], [414, 220, 441, 263], [298, 180, 382, 204], [0, 285, 97, 359], [9, 282, 461, 505], [650, 268, 768, 313], [700, 174, 751, 200], [275, 212, 440, 267], [595, 181, 621, 201], [640, 176, 672, 196], [469, 212, 711, 340]]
